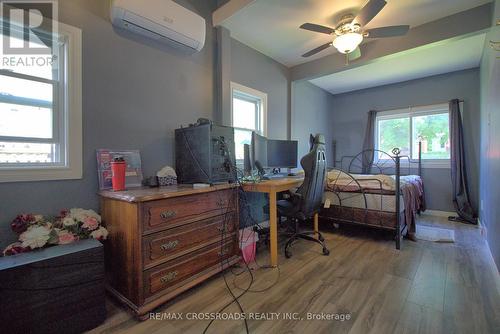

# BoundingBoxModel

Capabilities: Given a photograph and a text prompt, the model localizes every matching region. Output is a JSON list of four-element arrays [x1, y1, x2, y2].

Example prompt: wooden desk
[[242, 177, 318, 267]]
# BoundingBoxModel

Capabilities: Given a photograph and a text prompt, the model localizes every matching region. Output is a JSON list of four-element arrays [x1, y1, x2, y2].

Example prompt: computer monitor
[[267, 140, 298, 168], [251, 131, 268, 167]]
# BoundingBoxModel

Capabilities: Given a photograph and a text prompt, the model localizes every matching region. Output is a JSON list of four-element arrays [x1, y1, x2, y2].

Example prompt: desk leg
[[269, 191, 278, 267], [314, 213, 319, 238]]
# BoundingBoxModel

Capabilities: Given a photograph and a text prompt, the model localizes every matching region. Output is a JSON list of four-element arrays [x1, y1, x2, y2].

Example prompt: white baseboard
[[421, 210, 456, 218]]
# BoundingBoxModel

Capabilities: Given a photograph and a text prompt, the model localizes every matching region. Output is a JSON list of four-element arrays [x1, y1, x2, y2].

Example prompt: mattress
[[323, 191, 404, 213], [326, 169, 422, 194]]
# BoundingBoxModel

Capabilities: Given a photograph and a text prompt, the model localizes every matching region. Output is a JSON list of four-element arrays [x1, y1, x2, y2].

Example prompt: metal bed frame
[[321, 143, 423, 249]]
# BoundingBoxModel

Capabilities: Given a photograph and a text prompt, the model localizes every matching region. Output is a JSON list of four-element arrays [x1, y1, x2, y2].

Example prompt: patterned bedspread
[[325, 170, 426, 234]]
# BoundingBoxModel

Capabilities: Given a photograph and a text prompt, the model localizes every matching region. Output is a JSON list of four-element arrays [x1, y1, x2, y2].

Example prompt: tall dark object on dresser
[[0, 239, 105, 334], [175, 120, 236, 184], [99, 185, 240, 320]]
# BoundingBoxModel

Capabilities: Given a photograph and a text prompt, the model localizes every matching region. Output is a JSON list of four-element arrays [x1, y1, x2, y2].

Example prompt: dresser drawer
[[142, 212, 237, 269], [142, 189, 236, 234], [144, 239, 237, 299]]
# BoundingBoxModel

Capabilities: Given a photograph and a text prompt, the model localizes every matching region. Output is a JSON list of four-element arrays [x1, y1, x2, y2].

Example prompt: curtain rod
[[375, 99, 464, 113]]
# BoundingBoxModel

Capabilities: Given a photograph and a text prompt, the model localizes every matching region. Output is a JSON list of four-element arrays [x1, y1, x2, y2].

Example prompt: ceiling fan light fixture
[[332, 32, 363, 54]]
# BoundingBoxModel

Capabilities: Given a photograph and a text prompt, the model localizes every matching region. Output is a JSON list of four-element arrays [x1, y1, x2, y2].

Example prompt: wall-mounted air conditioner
[[111, 0, 206, 52]]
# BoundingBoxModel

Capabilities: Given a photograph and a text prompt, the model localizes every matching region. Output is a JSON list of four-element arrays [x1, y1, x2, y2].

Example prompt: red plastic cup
[[111, 161, 126, 191]]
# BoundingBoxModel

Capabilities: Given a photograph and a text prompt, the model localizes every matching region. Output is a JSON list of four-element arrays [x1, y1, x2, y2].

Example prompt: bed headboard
[[333, 142, 422, 177]]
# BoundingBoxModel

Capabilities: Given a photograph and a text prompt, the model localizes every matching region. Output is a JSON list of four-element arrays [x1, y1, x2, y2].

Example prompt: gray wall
[[479, 0, 500, 269], [230, 38, 290, 140], [292, 81, 335, 164], [0, 0, 218, 247], [328, 68, 481, 212], [230, 38, 292, 225]]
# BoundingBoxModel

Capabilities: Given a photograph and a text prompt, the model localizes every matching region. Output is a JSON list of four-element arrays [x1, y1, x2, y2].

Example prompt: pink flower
[[57, 230, 77, 245], [82, 217, 99, 230], [2, 242, 31, 256]]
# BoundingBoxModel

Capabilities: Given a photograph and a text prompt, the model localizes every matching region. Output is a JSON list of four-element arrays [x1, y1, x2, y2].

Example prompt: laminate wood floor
[[88, 215, 500, 334]]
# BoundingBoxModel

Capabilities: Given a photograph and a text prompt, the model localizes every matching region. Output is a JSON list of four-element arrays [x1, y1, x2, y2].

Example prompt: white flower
[[62, 216, 77, 226], [33, 214, 44, 222], [90, 226, 108, 241], [69, 208, 101, 223], [19, 225, 51, 249]]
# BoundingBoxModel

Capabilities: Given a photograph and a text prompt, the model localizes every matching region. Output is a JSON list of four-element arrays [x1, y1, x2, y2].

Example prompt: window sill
[[399, 161, 450, 169], [0, 165, 82, 183], [420, 162, 451, 169]]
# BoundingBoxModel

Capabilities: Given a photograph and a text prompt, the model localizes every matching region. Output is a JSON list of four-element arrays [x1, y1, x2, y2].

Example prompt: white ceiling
[[222, 0, 491, 67], [309, 33, 485, 95]]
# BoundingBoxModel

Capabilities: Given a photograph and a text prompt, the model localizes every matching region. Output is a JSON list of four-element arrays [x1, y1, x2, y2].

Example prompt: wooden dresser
[[99, 184, 240, 319]]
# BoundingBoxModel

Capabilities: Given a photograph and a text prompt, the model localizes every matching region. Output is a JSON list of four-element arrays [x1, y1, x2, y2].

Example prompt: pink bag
[[239, 228, 259, 264]]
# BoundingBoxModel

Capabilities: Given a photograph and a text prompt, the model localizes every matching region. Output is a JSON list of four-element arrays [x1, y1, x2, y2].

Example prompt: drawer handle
[[218, 248, 231, 257], [160, 210, 176, 219], [160, 271, 178, 284], [160, 240, 179, 251]]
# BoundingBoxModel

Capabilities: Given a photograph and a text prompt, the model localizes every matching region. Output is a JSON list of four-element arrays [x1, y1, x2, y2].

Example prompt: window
[[375, 103, 451, 167], [231, 82, 267, 161], [0, 21, 82, 182]]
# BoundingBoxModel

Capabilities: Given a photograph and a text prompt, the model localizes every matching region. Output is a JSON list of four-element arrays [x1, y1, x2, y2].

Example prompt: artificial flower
[[33, 215, 44, 222], [19, 225, 51, 249], [82, 217, 99, 230], [2, 242, 30, 256], [90, 226, 108, 241], [69, 208, 101, 223], [56, 229, 77, 245], [11, 214, 36, 234], [62, 216, 77, 227], [3, 208, 107, 256]]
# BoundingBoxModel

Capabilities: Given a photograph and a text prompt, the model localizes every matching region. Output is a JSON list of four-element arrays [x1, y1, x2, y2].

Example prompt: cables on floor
[[179, 129, 283, 334], [179, 129, 252, 334]]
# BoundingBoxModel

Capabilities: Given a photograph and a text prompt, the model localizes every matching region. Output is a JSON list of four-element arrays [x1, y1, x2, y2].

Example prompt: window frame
[[230, 82, 267, 163], [375, 103, 451, 169], [0, 21, 82, 182]]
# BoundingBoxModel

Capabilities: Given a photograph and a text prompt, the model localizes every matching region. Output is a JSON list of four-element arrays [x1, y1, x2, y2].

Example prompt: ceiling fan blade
[[300, 23, 335, 35], [365, 25, 410, 38], [348, 46, 362, 61], [302, 42, 333, 57], [353, 0, 387, 27]]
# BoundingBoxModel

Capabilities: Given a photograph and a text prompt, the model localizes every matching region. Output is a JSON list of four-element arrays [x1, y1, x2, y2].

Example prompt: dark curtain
[[449, 99, 476, 224], [362, 110, 377, 174]]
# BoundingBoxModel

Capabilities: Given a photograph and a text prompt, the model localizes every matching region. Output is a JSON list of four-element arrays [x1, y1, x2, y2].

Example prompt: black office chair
[[275, 134, 329, 258]]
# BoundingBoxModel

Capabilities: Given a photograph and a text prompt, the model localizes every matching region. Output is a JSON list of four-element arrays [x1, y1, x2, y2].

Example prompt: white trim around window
[[230, 82, 268, 136], [0, 22, 82, 183], [375, 103, 451, 169]]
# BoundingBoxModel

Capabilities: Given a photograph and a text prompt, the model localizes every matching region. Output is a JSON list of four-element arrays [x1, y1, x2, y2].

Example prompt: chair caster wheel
[[322, 248, 330, 256], [285, 250, 292, 258]]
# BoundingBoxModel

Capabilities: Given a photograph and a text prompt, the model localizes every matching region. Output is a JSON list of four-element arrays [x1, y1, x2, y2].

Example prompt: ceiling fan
[[300, 0, 410, 63]]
